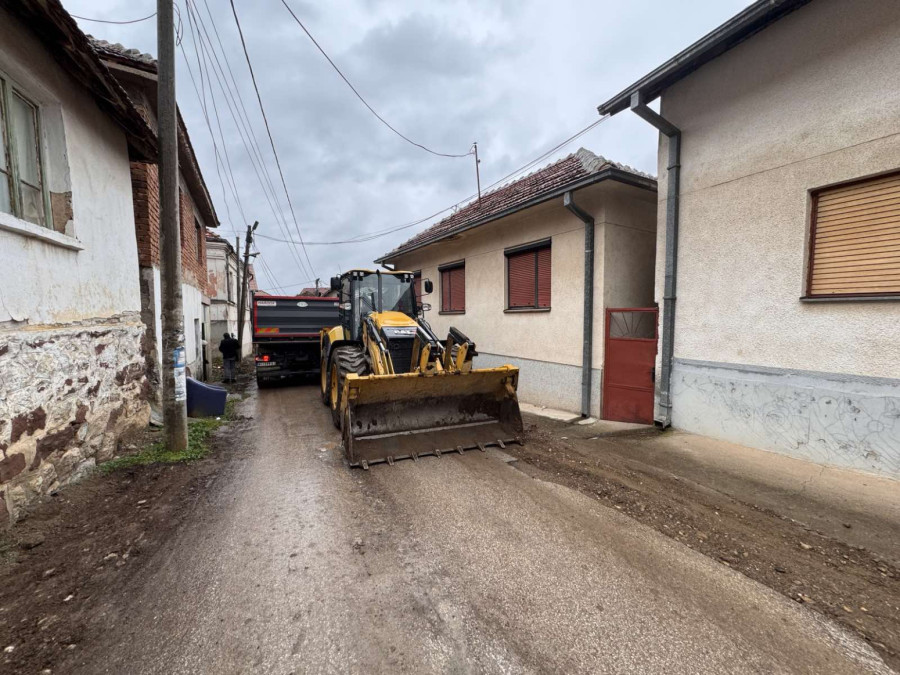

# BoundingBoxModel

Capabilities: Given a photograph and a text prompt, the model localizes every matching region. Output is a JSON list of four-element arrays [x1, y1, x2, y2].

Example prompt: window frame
[[0, 73, 52, 230], [804, 171, 900, 301], [438, 260, 465, 314], [505, 238, 552, 312]]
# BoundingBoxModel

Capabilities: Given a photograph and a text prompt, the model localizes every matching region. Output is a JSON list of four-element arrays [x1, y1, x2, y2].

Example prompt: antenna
[[473, 142, 481, 202]]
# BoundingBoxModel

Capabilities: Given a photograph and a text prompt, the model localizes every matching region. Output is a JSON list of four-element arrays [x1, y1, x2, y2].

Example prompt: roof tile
[[378, 148, 653, 261]]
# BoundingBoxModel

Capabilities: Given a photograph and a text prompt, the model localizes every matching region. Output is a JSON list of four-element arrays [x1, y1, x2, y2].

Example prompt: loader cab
[[330, 270, 431, 341]]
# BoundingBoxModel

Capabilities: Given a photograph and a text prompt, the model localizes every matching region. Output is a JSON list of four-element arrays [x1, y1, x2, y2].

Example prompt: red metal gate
[[602, 308, 658, 425]]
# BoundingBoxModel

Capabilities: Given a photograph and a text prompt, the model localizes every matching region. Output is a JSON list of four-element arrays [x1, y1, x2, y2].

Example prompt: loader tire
[[329, 345, 369, 430], [320, 353, 330, 406]]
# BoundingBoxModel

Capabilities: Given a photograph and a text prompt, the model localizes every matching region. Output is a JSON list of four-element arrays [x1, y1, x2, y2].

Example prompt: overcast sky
[[68, 0, 749, 293]]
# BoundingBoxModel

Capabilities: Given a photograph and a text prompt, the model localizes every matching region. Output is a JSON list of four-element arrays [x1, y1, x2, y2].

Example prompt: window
[[506, 240, 551, 309], [195, 218, 203, 262], [226, 263, 234, 302], [439, 262, 465, 313], [807, 172, 900, 298], [0, 78, 48, 227]]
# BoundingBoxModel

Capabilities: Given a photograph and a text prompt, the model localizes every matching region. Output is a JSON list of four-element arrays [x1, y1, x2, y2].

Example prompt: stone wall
[[0, 315, 150, 523]]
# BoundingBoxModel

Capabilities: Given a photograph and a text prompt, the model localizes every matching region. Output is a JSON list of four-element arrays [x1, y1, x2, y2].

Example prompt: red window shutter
[[537, 246, 551, 308], [441, 269, 451, 311], [508, 251, 535, 308], [450, 266, 466, 311], [413, 274, 422, 300]]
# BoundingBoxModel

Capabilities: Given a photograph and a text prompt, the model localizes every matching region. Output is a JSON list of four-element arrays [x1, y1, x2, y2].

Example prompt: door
[[602, 308, 658, 424]]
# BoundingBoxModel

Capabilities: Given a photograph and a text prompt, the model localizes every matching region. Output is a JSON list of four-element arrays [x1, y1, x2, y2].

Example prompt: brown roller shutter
[[450, 266, 465, 311], [440, 263, 465, 311], [808, 172, 900, 297], [537, 246, 551, 308], [441, 269, 451, 310], [508, 251, 535, 308], [506, 243, 551, 309]]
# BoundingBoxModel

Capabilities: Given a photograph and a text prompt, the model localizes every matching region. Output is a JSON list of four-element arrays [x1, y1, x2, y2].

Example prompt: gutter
[[628, 91, 681, 428], [375, 167, 656, 265], [563, 191, 595, 418]]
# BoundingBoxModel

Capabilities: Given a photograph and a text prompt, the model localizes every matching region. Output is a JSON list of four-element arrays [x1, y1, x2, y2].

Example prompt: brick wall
[[130, 162, 160, 268], [131, 161, 210, 295]]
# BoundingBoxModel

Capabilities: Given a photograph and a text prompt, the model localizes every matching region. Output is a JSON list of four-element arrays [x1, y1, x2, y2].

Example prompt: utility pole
[[237, 221, 258, 353], [473, 142, 482, 202], [158, 0, 187, 451]]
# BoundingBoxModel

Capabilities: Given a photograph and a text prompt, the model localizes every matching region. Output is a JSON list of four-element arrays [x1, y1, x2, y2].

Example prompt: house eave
[[375, 168, 657, 264], [597, 0, 813, 116]]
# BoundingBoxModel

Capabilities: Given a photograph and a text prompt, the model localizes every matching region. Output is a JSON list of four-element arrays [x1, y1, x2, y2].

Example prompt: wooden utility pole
[[237, 221, 258, 353], [158, 0, 187, 450]]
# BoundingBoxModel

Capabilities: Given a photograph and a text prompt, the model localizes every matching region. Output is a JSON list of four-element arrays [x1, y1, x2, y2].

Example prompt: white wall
[[150, 267, 207, 377], [653, 0, 900, 475], [0, 8, 141, 326]]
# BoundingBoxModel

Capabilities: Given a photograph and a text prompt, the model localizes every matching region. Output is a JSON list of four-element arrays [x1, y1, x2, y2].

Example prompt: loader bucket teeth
[[341, 366, 523, 468]]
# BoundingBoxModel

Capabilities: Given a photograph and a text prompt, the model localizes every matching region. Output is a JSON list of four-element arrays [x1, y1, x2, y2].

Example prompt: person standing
[[219, 333, 239, 383]]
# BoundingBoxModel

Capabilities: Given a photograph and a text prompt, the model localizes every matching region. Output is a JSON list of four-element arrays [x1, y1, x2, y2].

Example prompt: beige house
[[377, 149, 657, 418], [597, 0, 900, 476]]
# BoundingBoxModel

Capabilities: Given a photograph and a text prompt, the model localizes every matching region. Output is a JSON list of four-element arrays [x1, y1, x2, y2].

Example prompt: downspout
[[564, 191, 595, 418], [629, 90, 681, 428]]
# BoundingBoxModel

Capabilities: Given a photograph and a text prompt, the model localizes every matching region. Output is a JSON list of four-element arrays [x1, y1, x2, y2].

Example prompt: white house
[[93, 39, 219, 394], [377, 149, 658, 420], [597, 0, 900, 477], [206, 232, 252, 360], [0, 1, 157, 521]]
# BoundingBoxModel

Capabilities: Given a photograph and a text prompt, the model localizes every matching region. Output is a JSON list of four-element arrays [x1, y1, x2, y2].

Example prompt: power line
[[278, 0, 472, 159], [182, 0, 311, 277], [229, 0, 318, 280], [71, 11, 156, 24], [254, 115, 610, 247]]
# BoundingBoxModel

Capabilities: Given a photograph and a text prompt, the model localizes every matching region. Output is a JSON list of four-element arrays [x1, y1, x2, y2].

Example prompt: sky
[[67, 0, 750, 294]]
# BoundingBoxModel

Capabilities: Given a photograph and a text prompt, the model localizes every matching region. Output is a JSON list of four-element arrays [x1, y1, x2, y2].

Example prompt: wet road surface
[[75, 384, 891, 674]]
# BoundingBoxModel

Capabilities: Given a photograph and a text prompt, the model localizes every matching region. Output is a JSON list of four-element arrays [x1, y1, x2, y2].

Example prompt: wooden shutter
[[537, 246, 551, 307], [508, 251, 536, 308], [809, 172, 900, 296], [413, 273, 422, 300]]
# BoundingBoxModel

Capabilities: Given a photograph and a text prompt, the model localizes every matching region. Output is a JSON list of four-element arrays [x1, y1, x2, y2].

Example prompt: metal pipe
[[564, 191, 595, 418], [629, 90, 681, 428]]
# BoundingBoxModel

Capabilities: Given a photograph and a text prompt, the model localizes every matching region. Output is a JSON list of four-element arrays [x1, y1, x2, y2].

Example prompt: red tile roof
[[377, 148, 655, 262]]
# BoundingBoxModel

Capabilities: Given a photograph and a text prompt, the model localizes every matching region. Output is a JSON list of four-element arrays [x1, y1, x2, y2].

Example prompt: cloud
[[68, 0, 750, 291]]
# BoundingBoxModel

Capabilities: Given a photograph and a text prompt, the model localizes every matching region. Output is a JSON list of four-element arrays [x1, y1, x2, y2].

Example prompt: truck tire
[[329, 345, 369, 430], [320, 353, 330, 406]]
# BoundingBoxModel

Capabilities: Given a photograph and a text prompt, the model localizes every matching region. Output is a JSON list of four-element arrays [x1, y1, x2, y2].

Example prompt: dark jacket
[[219, 337, 240, 360]]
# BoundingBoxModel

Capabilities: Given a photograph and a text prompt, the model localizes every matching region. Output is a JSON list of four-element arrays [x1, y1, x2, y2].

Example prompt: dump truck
[[252, 293, 339, 385], [320, 269, 523, 468]]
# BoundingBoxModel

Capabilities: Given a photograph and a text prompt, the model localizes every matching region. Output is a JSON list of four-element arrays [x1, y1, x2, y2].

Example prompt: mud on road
[[0, 407, 254, 675], [507, 417, 900, 671]]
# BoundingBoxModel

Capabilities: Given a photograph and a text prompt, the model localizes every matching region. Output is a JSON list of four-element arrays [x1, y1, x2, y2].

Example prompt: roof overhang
[[597, 0, 814, 116], [101, 58, 220, 228], [1, 0, 157, 161], [375, 167, 656, 264]]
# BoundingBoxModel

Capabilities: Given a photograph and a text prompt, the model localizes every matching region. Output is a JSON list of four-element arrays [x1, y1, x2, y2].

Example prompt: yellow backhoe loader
[[320, 269, 523, 469]]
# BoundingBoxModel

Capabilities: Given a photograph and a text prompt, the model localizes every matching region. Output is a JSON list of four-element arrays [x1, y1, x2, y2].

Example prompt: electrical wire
[[182, 0, 311, 277], [254, 114, 611, 247], [229, 0, 318, 280], [71, 11, 157, 24], [279, 0, 472, 159]]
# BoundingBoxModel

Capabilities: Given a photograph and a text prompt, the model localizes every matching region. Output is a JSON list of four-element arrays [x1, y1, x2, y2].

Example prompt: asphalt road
[[76, 384, 891, 674]]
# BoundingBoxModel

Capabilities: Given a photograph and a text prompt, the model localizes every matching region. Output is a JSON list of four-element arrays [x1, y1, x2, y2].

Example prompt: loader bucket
[[341, 366, 523, 468]]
